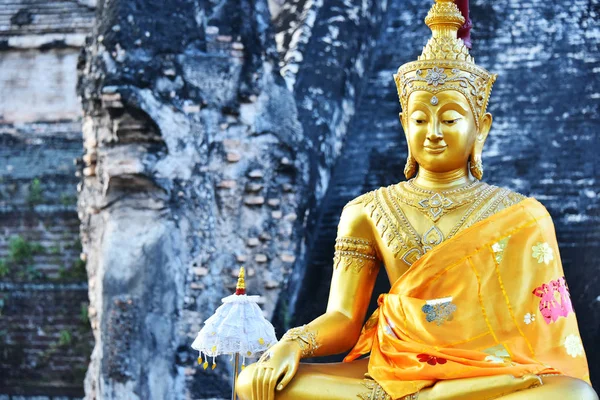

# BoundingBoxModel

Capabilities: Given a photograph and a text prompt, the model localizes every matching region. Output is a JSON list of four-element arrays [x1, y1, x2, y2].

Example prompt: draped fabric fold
[[344, 198, 590, 399]]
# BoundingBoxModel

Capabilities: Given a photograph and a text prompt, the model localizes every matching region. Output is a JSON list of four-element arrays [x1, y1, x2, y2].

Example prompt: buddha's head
[[394, 0, 496, 180]]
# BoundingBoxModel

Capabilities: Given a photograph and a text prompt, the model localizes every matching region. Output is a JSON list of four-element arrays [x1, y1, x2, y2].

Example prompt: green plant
[[65, 239, 83, 252], [57, 259, 87, 282], [2, 236, 46, 281], [48, 245, 61, 255], [79, 303, 89, 324], [58, 330, 72, 346], [17, 265, 43, 281], [33, 243, 44, 253], [0, 259, 9, 278], [8, 236, 44, 264], [73, 258, 87, 275], [26, 178, 44, 206], [9, 236, 33, 264], [60, 192, 77, 206]]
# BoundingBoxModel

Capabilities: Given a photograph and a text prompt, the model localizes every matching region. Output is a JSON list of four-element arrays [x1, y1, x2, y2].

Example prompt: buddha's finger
[[273, 364, 288, 392], [267, 368, 277, 400], [277, 363, 296, 391], [257, 368, 266, 400], [259, 369, 273, 400], [252, 366, 264, 400]]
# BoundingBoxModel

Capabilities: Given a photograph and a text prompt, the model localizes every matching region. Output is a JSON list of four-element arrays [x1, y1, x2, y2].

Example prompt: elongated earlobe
[[405, 151, 417, 179], [470, 153, 483, 180], [400, 112, 417, 179], [470, 113, 491, 180]]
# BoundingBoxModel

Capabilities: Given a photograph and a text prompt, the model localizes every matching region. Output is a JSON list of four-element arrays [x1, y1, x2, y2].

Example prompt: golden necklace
[[389, 180, 496, 253], [393, 179, 487, 223]]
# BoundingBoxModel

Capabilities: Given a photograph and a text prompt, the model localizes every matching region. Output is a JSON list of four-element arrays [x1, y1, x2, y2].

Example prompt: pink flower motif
[[532, 277, 574, 324]]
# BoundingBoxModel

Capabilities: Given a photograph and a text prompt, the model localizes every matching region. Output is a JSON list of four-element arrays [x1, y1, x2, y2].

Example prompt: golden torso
[[337, 181, 525, 284]]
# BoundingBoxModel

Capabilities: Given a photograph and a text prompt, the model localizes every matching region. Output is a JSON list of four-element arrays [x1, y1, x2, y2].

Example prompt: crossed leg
[[237, 358, 371, 400], [497, 375, 598, 400]]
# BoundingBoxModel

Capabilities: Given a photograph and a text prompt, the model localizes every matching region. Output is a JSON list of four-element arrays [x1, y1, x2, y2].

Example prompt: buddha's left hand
[[252, 339, 302, 400]]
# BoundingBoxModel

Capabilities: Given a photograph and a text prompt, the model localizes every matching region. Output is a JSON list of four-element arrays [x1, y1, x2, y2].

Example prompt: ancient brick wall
[[0, 283, 91, 398], [0, 0, 95, 397]]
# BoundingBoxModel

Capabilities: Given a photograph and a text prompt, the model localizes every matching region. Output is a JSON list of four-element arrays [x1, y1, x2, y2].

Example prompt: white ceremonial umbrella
[[192, 267, 277, 399]]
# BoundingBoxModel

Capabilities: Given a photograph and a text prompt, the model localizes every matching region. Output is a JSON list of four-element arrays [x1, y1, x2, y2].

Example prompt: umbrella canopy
[[191, 267, 277, 369]]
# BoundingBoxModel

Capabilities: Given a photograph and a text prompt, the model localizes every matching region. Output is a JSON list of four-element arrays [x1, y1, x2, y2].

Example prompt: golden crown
[[394, 0, 497, 130]]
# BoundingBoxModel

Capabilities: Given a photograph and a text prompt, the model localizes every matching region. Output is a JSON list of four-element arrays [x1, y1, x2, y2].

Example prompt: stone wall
[[0, 0, 95, 397], [0, 283, 91, 398]]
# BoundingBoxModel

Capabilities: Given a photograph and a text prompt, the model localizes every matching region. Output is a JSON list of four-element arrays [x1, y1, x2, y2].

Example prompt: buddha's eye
[[443, 118, 461, 125], [441, 110, 462, 125], [410, 112, 427, 125]]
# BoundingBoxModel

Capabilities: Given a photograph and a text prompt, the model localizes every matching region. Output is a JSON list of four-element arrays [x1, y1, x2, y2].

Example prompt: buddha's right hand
[[252, 339, 302, 400]]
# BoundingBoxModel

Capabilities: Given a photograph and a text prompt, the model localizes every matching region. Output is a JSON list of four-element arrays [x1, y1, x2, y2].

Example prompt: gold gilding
[[395, 0, 495, 131]]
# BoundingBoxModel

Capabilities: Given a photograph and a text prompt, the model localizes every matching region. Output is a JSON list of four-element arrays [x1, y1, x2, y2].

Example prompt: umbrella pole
[[231, 352, 240, 400]]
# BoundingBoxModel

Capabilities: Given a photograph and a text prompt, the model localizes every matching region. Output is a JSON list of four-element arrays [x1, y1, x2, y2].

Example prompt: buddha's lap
[[292, 358, 370, 379], [236, 358, 369, 391], [237, 360, 598, 400]]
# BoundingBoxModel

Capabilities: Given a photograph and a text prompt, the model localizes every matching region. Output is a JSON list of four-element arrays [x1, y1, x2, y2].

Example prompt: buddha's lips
[[424, 145, 447, 154]]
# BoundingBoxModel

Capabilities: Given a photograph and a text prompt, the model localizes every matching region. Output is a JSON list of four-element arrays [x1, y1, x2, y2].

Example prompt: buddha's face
[[402, 90, 491, 173]]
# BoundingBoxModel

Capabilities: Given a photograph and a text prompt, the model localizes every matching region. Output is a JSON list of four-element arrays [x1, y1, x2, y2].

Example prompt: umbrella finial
[[235, 267, 246, 295]]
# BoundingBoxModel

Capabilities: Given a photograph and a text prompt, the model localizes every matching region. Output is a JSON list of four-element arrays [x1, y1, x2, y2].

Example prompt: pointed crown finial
[[235, 267, 246, 295], [424, 0, 465, 35]]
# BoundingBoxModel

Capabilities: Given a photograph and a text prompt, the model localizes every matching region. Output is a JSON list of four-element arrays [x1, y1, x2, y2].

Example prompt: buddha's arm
[[247, 202, 379, 399], [286, 202, 380, 357]]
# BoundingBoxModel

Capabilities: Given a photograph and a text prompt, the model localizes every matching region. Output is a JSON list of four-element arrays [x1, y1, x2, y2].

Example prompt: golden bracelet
[[281, 324, 319, 358]]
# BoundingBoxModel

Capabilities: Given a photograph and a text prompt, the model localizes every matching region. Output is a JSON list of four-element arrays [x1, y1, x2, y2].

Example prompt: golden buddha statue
[[236, 0, 598, 399]]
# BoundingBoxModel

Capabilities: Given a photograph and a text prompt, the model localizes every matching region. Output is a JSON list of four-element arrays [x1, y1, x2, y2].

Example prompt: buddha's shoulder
[[343, 183, 405, 206], [343, 190, 377, 209], [483, 183, 528, 208], [338, 190, 380, 237], [477, 184, 557, 224], [342, 184, 405, 214]]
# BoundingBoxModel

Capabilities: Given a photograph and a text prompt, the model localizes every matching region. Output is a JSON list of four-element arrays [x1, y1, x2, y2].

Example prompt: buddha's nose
[[427, 122, 444, 141]]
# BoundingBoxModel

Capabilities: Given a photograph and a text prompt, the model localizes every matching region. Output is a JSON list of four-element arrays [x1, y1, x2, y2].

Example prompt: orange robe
[[344, 198, 591, 399]]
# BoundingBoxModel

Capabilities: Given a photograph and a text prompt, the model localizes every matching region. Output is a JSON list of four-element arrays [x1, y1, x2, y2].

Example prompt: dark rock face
[[291, 0, 600, 389], [77, 0, 308, 398], [78, 0, 388, 397]]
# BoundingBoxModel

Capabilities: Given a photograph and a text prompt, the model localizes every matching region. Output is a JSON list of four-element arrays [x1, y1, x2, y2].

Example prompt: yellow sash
[[344, 198, 590, 398]]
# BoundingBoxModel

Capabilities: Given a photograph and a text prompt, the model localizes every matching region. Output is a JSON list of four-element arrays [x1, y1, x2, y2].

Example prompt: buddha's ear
[[478, 112, 493, 143], [399, 112, 407, 135], [470, 112, 492, 180], [400, 112, 417, 179]]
